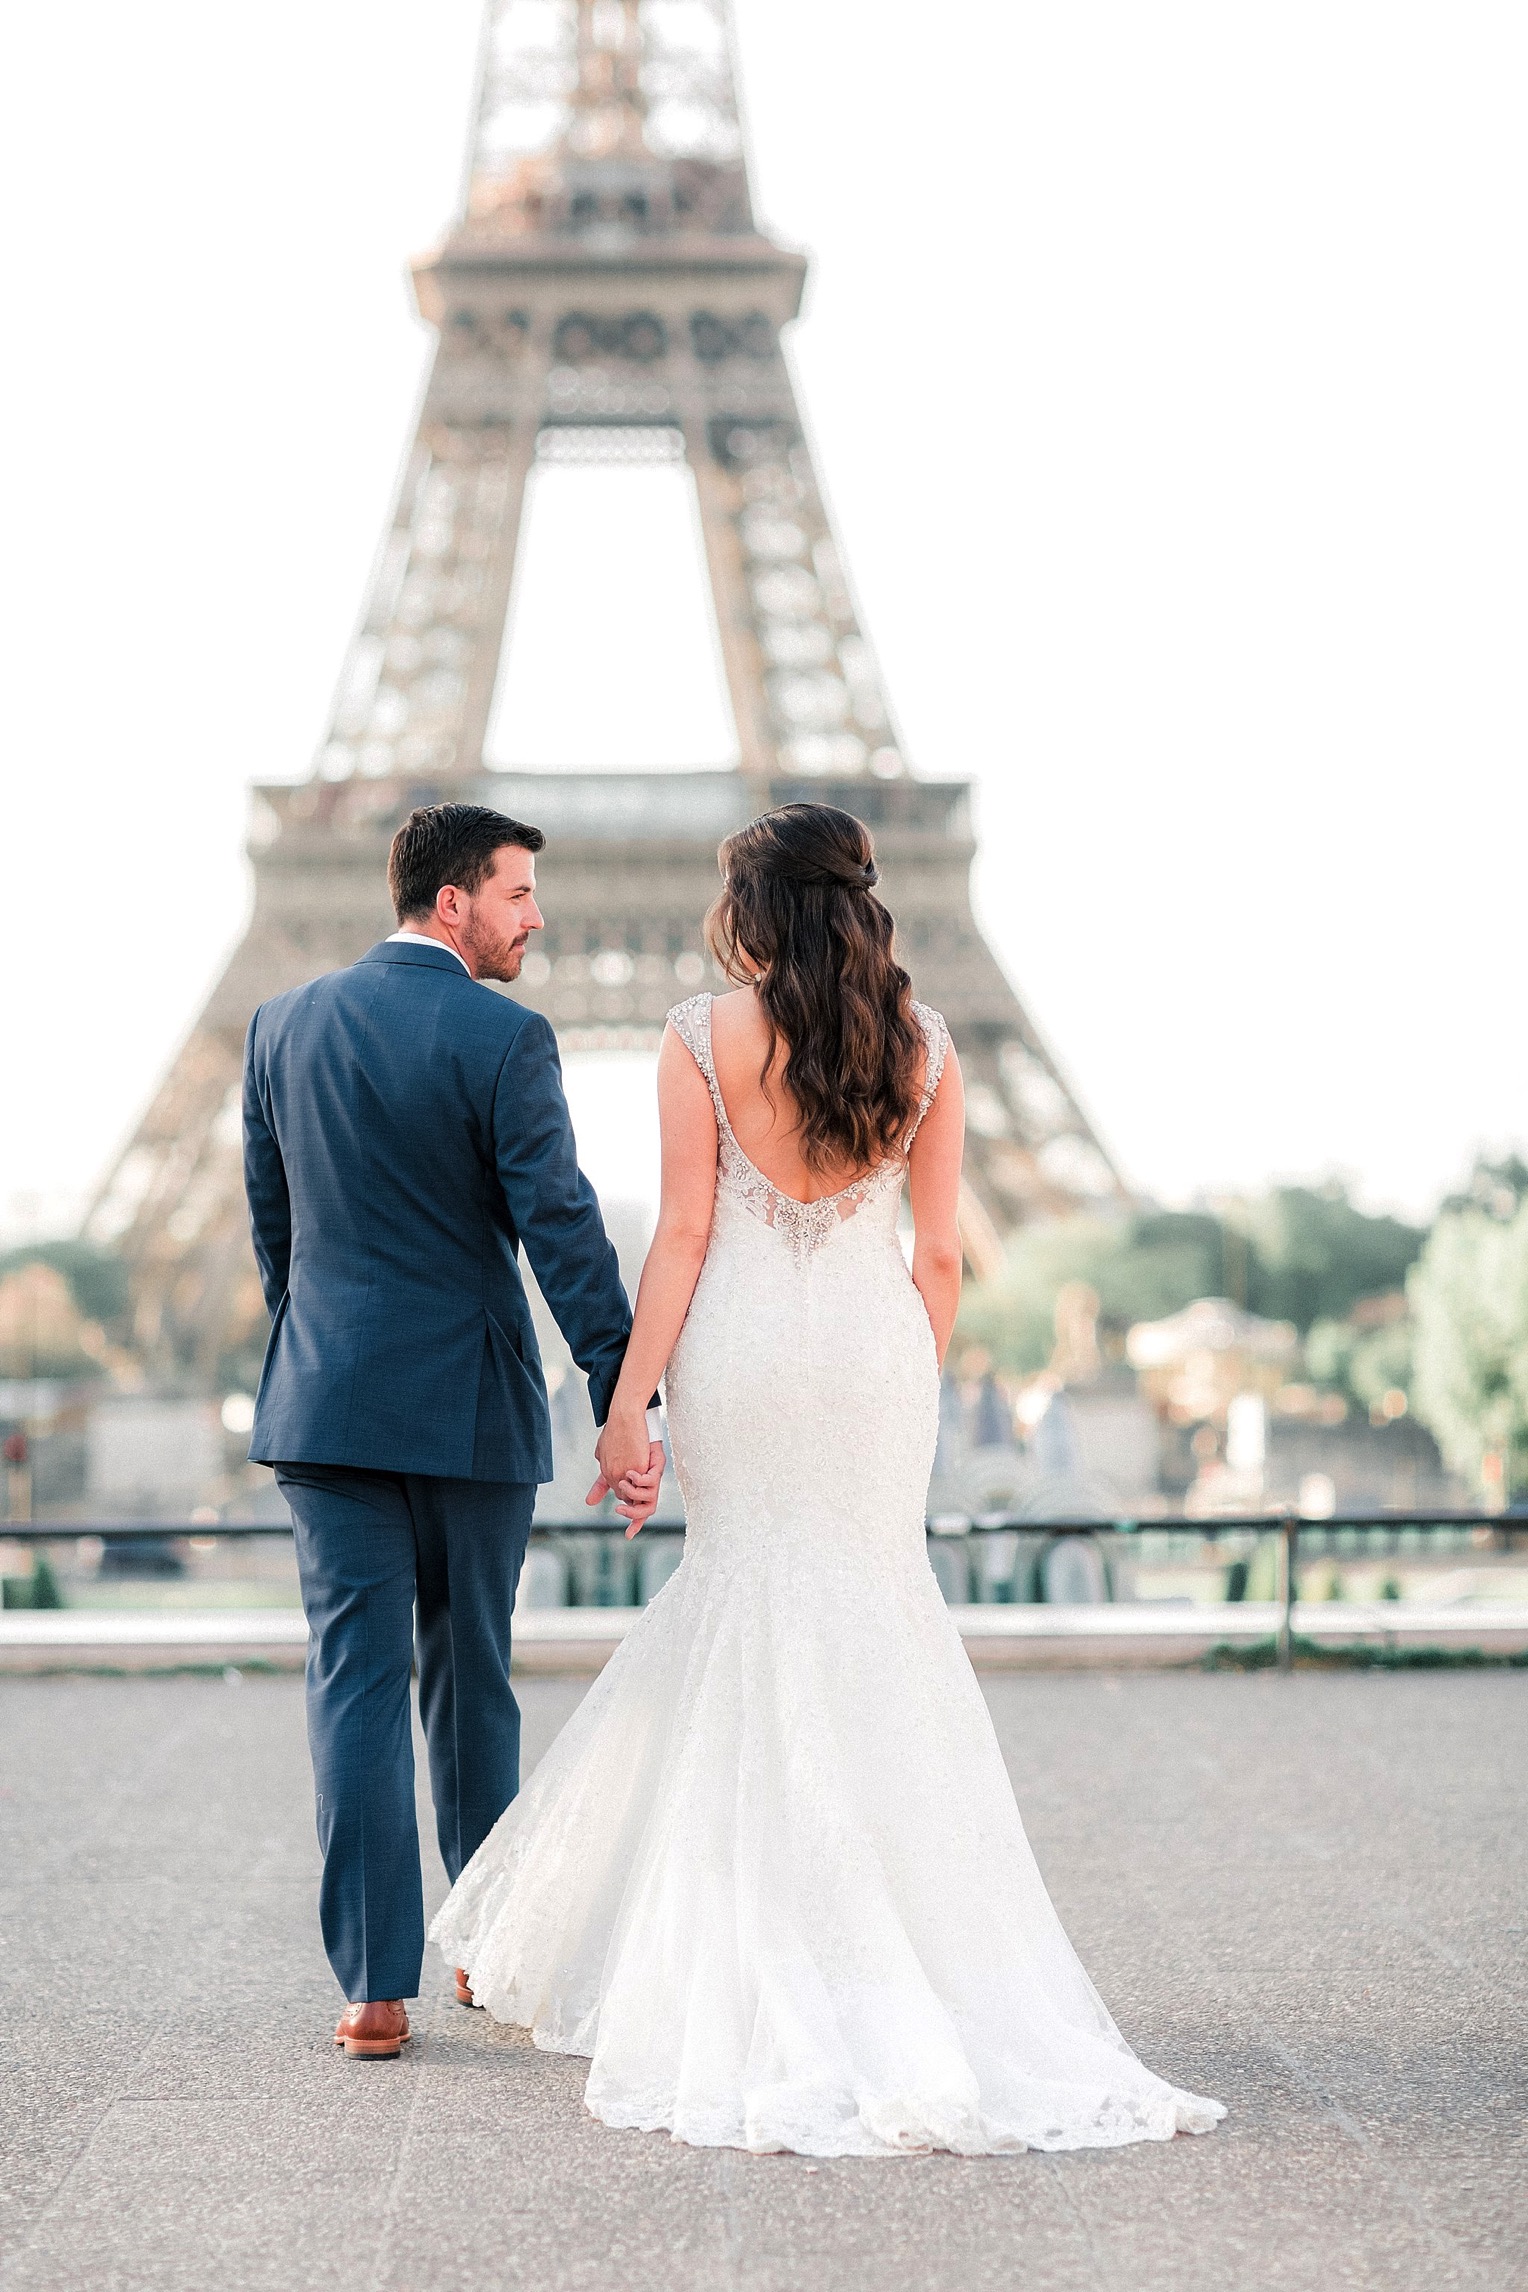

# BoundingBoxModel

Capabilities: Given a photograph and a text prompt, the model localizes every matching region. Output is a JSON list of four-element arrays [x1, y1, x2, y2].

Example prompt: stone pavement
[[1, 1670, 1523, 2292]]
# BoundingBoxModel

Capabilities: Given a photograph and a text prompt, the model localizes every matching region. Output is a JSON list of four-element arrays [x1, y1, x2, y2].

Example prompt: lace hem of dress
[[579, 2076, 1224, 2158], [424, 2011, 1225, 2158], [666, 993, 950, 1263]]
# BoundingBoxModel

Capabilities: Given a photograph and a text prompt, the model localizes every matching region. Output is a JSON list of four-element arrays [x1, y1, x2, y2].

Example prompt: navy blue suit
[[243, 938, 633, 2001]]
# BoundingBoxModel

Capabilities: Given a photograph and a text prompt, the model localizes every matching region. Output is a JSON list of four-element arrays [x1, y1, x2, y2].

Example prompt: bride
[[432, 801, 1224, 2157]]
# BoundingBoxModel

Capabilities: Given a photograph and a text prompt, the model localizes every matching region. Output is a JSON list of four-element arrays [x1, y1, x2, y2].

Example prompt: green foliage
[[1408, 1194, 1528, 1500], [1205, 1635, 1528, 1671], [953, 1213, 1230, 1372], [956, 1186, 1428, 1374], [1439, 1154, 1528, 1220], [0, 1241, 129, 1329], [1101, 1213, 1228, 1325], [1241, 1187, 1425, 1331], [0, 1555, 65, 1610], [1304, 1311, 1413, 1414], [28, 1553, 64, 1609], [955, 1217, 1119, 1373]]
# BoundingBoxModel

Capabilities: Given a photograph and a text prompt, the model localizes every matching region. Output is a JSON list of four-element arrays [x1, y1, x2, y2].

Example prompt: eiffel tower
[[86, 0, 1125, 1387]]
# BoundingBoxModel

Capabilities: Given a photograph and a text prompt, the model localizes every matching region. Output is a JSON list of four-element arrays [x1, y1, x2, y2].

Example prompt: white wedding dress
[[431, 995, 1224, 2156]]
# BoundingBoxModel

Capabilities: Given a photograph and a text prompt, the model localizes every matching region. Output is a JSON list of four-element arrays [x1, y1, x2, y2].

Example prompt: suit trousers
[[274, 1463, 535, 2003]]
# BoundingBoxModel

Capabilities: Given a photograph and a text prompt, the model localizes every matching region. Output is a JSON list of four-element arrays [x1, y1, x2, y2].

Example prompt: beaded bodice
[[665, 993, 949, 1263]]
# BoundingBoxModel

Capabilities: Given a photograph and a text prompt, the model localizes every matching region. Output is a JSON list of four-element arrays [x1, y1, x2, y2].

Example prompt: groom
[[242, 802, 660, 2056]]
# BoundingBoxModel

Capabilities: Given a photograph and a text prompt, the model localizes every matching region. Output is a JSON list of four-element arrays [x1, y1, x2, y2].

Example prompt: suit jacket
[[242, 939, 632, 1482]]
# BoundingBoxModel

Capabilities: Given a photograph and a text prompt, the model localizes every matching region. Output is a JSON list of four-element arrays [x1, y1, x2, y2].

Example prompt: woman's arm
[[906, 1043, 965, 1366], [593, 1027, 719, 1514]]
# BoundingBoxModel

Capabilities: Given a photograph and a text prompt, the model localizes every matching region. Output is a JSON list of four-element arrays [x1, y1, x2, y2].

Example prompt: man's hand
[[592, 1401, 663, 1535], [594, 1400, 648, 1490], [586, 1437, 666, 1538]]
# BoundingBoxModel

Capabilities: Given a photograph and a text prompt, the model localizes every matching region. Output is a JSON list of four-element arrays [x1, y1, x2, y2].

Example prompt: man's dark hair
[[387, 804, 545, 923]]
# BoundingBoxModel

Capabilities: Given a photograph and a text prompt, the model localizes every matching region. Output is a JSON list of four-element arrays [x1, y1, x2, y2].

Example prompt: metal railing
[[989, 1512, 1522, 1668], [2, 1511, 1522, 1671]]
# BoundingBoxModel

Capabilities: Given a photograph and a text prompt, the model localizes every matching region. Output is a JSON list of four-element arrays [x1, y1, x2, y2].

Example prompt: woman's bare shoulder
[[707, 987, 770, 1059], [708, 986, 760, 1024]]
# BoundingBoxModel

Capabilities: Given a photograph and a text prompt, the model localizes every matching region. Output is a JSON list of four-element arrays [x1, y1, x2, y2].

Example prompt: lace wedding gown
[[431, 995, 1224, 2156]]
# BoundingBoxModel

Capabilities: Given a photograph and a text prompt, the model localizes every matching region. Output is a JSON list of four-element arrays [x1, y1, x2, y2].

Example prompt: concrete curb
[[3, 1601, 1527, 1673]]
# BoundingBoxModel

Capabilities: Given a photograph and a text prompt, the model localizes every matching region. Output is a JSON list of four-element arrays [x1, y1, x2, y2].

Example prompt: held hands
[[585, 1442, 664, 1538], [589, 1405, 666, 1538]]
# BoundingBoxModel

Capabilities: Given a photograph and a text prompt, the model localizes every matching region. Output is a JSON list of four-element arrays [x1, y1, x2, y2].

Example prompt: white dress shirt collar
[[386, 929, 471, 976]]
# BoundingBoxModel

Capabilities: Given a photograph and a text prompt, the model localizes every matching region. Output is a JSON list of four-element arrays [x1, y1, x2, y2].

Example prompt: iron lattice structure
[[86, 0, 1125, 1384]]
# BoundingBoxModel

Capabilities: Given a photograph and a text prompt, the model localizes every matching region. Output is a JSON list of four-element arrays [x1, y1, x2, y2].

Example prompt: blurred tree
[[1104, 1213, 1227, 1325], [0, 1241, 128, 1330], [958, 1188, 1430, 1377], [1438, 1154, 1528, 1221], [1242, 1186, 1425, 1332], [0, 1263, 105, 1378], [1304, 1305, 1413, 1417], [1408, 1181, 1528, 1501], [955, 1212, 1235, 1374], [955, 1217, 1119, 1374]]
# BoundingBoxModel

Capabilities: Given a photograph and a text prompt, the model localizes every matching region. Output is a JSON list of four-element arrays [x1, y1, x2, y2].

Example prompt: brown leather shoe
[[454, 1968, 480, 2008], [333, 1999, 412, 2058]]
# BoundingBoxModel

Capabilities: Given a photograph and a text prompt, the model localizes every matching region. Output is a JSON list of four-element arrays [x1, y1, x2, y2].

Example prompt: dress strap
[[666, 995, 733, 1137], [908, 1003, 950, 1143]]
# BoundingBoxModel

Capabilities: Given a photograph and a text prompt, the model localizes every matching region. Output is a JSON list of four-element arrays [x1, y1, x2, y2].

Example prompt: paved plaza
[[1, 1667, 1522, 2292]]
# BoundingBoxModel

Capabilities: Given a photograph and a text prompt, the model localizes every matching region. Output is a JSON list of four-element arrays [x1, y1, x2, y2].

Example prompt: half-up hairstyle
[[705, 803, 925, 1172]]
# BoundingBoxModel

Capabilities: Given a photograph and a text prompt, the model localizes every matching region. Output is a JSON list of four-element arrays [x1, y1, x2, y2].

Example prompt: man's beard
[[462, 916, 528, 983]]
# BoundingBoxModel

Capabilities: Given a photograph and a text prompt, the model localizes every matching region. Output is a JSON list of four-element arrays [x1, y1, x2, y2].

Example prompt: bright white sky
[[2, 0, 1525, 1243]]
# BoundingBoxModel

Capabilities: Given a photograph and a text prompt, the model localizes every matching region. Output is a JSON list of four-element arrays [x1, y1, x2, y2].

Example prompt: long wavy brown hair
[[704, 803, 924, 1173]]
